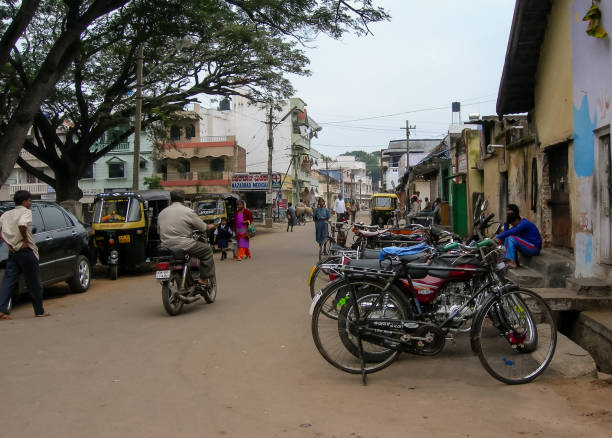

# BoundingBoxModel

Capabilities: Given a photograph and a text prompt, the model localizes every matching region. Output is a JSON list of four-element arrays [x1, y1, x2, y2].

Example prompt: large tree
[[0, 0, 389, 201]]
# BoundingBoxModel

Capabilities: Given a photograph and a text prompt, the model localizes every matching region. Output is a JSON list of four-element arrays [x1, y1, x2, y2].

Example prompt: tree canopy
[[0, 0, 389, 201], [340, 150, 381, 186]]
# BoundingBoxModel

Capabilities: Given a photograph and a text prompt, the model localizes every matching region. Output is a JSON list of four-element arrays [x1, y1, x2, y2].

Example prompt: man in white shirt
[[333, 194, 347, 222], [0, 190, 49, 320]]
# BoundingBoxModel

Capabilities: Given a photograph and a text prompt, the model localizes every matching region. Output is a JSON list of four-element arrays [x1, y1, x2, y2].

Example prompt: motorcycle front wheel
[[162, 272, 184, 316], [471, 289, 556, 385]]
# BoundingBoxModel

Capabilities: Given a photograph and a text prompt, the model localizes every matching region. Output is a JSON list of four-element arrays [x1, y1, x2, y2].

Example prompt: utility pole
[[400, 120, 416, 193], [325, 157, 330, 207], [132, 44, 144, 190], [266, 105, 273, 227]]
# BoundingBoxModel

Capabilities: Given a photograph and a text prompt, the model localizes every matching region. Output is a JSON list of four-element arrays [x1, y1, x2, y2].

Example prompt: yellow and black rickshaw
[[194, 193, 239, 238], [91, 190, 170, 279], [370, 193, 399, 226]]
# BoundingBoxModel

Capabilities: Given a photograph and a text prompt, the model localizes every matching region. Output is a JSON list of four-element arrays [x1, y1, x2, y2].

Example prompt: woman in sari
[[233, 200, 253, 261], [313, 198, 330, 252]]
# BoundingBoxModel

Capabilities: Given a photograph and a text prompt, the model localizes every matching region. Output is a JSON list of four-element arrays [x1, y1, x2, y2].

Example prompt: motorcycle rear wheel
[[203, 275, 217, 303], [312, 278, 408, 374], [162, 273, 184, 316]]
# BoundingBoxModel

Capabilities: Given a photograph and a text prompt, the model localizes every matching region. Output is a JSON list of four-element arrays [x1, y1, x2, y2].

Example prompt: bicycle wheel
[[309, 255, 342, 299], [312, 278, 408, 374], [471, 289, 556, 384], [318, 237, 335, 261]]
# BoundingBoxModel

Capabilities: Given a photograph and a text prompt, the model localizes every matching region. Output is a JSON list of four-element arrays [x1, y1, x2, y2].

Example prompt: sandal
[[35, 311, 51, 318], [0, 313, 12, 320]]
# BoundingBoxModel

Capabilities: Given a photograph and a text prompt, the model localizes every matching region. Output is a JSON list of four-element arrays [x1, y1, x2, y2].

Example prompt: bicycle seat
[[348, 258, 394, 270], [359, 229, 387, 237]]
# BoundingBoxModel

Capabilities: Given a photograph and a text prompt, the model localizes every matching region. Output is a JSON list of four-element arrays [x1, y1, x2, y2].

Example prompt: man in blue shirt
[[495, 204, 542, 268]]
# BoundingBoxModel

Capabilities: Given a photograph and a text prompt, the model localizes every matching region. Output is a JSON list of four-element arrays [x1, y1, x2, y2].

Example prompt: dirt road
[[1, 220, 610, 437]]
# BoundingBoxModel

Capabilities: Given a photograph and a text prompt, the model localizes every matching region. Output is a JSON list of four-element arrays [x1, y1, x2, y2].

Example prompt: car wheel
[[68, 255, 91, 293]]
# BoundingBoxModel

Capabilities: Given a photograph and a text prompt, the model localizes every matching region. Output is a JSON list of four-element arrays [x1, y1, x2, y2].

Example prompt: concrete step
[[533, 331, 597, 378], [567, 310, 612, 374], [506, 266, 545, 288], [518, 249, 574, 288], [532, 288, 612, 311], [566, 277, 612, 296]]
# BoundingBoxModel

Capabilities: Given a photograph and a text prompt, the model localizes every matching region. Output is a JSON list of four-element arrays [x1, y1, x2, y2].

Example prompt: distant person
[[423, 197, 432, 212], [350, 201, 358, 224], [406, 194, 421, 223], [495, 204, 542, 268], [0, 190, 50, 320], [214, 217, 233, 260], [422, 198, 442, 225], [333, 194, 347, 222], [234, 200, 253, 261], [313, 198, 331, 252], [287, 202, 297, 232]]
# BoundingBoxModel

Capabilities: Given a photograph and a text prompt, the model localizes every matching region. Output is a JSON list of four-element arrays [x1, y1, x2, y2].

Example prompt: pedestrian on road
[[495, 204, 542, 269], [0, 190, 50, 320], [313, 198, 330, 251], [350, 201, 358, 224], [286, 202, 297, 232], [214, 217, 233, 260], [234, 200, 253, 261], [333, 194, 346, 223], [159, 190, 217, 289]]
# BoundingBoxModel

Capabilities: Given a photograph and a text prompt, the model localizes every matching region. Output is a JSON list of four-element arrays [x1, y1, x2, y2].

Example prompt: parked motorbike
[[155, 230, 217, 316], [310, 205, 557, 385]]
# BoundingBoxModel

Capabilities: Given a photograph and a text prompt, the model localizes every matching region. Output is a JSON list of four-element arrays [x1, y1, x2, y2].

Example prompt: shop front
[[231, 172, 292, 222]]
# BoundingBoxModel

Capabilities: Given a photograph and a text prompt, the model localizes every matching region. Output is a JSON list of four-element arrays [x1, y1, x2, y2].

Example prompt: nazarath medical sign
[[231, 173, 282, 190]]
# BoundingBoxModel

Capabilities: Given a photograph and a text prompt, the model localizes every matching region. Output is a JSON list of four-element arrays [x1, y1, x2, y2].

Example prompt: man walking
[[286, 202, 297, 232], [0, 190, 50, 320], [333, 194, 347, 223]]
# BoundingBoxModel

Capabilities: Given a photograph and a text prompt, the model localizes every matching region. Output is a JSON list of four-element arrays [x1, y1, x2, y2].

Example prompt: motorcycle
[[155, 230, 217, 316], [310, 205, 557, 385]]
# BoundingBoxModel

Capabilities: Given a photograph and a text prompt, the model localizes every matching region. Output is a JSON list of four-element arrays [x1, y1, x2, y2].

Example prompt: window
[[139, 158, 147, 170], [170, 125, 181, 140], [82, 164, 94, 179], [40, 205, 69, 230], [185, 124, 196, 139], [177, 158, 190, 174], [26, 173, 38, 183], [31, 206, 44, 233], [93, 198, 141, 223], [108, 161, 125, 179], [210, 158, 224, 172]]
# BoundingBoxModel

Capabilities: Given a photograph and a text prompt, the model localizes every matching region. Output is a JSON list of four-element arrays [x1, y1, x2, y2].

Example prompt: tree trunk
[[54, 172, 83, 203]]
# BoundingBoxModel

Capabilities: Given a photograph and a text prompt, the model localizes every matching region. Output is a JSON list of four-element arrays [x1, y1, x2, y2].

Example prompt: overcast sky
[[289, 0, 516, 158]]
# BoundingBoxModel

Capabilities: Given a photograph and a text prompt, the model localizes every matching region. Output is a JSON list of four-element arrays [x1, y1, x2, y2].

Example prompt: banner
[[231, 173, 282, 190]]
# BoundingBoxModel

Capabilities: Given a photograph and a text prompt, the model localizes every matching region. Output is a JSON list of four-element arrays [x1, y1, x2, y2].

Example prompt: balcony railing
[[159, 171, 230, 182], [9, 183, 51, 195], [92, 141, 130, 152]]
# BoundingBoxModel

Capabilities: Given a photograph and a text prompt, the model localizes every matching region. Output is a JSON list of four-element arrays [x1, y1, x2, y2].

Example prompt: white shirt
[[0, 205, 39, 259], [334, 199, 346, 214]]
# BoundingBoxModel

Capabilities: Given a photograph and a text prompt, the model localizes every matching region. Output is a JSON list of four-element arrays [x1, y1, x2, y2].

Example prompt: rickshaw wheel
[[109, 264, 118, 280]]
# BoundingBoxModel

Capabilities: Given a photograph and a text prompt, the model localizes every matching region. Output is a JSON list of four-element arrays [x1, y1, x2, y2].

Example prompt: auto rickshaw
[[91, 190, 171, 279], [370, 193, 399, 226], [194, 193, 239, 240]]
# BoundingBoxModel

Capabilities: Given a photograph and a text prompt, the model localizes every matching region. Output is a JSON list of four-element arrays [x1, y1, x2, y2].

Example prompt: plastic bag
[[247, 223, 256, 238]]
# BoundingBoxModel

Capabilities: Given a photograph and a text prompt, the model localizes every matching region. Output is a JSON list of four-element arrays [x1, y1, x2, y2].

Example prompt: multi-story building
[[380, 139, 439, 192], [197, 96, 322, 204], [313, 155, 373, 208], [153, 105, 246, 196]]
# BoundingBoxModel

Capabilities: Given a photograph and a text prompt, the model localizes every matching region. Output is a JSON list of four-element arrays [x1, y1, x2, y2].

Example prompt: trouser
[[188, 242, 215, 279], [287, 221, 293, 232], [504, 236, 540, 262], [237, 247, 251, 259], [0, 248, 45, 315]]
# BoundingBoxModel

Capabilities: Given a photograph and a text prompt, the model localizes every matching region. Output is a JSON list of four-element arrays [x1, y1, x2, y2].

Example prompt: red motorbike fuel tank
[[400, 276, 445, 304]]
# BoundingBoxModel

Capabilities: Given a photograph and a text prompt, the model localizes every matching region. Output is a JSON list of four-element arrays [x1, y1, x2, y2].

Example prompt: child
[[214, 217, 233, 260]]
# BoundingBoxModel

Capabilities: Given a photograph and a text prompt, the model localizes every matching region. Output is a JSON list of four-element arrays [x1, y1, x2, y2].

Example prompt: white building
[[313, 155, 373, 208]]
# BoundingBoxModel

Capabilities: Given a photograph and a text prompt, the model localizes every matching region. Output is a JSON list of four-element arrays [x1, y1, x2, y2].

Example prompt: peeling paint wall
[[534, 0, 575, 149], [570, 0, 612, 278]]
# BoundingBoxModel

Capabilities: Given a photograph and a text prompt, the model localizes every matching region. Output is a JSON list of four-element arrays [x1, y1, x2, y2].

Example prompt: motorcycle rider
[[158, 190, 216, 289]]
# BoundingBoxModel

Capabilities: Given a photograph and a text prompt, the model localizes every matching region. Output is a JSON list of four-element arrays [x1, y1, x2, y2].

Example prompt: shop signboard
[[232, 173, 282, 190]]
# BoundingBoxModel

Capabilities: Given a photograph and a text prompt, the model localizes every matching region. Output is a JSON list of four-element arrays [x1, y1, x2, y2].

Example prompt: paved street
[[1, 219, 611, 438]]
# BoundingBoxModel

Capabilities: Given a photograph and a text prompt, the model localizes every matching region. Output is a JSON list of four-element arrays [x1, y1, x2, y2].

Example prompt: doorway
[[499, 172, 508, 220], [598, 132, 611, 264], [548, 145, 571, 249]]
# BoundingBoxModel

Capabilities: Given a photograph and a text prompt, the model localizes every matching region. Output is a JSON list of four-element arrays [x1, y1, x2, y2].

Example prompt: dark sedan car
[[0, 201, 92, 311]]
